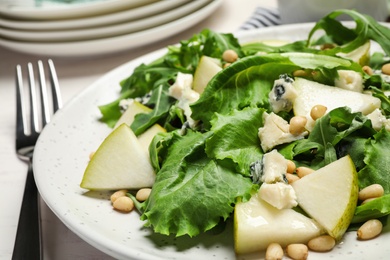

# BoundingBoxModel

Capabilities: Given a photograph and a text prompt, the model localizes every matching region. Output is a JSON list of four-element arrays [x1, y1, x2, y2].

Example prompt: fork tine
[[16, 65, 26, 138], [27, 63, 39, 135], [48, 59, 62, 112], [37, 60, 50, 127]]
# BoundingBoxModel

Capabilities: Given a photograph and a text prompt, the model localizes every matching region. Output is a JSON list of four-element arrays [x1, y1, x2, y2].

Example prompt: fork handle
[[12, 162, 42, 260]]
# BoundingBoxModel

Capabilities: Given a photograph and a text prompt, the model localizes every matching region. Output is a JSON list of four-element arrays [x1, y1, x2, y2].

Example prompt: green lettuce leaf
[[358, 129, 390, 192], [206, 107, 265, 176], [190, 54, 301, 129], [141, 130, 255, 237], [352, 194, 390, 223]]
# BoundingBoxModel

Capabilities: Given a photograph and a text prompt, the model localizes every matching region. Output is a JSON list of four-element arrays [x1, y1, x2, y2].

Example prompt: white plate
[[0, 0, 157, 20], [0, 0, 188, 31], [33, 23, 390, 260], [0, 0, 208, 42], [0, 0, 221, 57]]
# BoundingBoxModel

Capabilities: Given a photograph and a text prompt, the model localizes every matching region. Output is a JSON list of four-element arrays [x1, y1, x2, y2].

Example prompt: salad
[[81, 9, 390, 259]]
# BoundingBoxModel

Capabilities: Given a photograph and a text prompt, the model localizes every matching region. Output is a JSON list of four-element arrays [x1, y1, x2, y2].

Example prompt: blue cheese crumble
[[258, 112, 307, 152], [269, 74, 297, 113], [251, 150, 298, 209], [259, 182, 298, 210], [168, 72, 200, 128]]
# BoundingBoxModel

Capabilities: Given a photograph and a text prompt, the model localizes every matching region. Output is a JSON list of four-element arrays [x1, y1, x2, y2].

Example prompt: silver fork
[[13, 60, 62, 260]]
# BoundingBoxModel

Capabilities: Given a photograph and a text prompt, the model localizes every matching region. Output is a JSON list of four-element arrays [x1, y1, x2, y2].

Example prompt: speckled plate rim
[[33, 23, 390, 260]]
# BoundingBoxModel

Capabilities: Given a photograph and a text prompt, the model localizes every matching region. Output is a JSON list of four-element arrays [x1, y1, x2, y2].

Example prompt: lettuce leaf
[[141, 130, 255, 237], [352, 194, 390, 223], [190, 55, 299, 129], [358, 129, 390, 192], [206, 107, 265, 176]]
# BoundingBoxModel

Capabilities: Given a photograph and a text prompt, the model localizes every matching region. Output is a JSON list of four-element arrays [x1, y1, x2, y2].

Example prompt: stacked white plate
[[0, 0, 222, 57]]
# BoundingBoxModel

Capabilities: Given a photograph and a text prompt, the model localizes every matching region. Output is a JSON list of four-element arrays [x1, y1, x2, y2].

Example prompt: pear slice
[[293, 77, 381, 117], [138, 124, 166, 154], [193, 55, 222, 94], [337, 41, 370, 66], [234, 192, 323, 254], [80, 124, 155, 190], [114, 100, 151, 128], [291, 155, 359, 240]]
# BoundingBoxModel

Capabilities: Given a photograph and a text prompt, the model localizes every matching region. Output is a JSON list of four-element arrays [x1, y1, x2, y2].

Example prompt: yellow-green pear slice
[[193, 55, 222, 94], [138, 124, 166, 154], [80, 124, 155, 190], [293, 77, 381, 117], [234, 192, 323, 254], [337, 41, 370, 66], [114, 100, 151, 128], [291, 155, 359, 240]]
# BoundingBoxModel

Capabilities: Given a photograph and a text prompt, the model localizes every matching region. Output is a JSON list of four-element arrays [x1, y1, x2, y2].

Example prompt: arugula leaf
[[98, 89, 135, 128], [370, 52, 390, 70], [241, 40, 315, 56], [308, 9, 390, 56], [289, 108, 374, 169], [206, 107, 265, 176], [99, 65, 178, 128], [141, 130, 255, 237], [165, 29, 243, 74], [130, 83, 173, 135], [370, 87, 390, 115]]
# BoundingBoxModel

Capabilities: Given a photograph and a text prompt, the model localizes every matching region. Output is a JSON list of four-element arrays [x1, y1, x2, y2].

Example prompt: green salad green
[[99, 10, 390, 238]]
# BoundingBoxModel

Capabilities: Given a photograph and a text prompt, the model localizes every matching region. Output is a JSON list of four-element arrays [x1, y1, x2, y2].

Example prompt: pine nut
[[110, 189, 128, 203], [265, 242, 284, 260], [286, 173, 300, 184], [136, 188, 152, 201], [286, 244, 308, 260], [223, 63, 231, 68], [286, 160, 296, 174], [293, 69, 307, 77], [357, 219, 382, 240], [381, 63, 390, 75], [289, 116, 308, 135], [113, 196, 134, 212], [362, 65, 373, 75], [310, 105, 327, 120], [222, 49, 238, 63], [358, 184, 384, 201], [321, 43, 336, 50], [308, 235, 336, 252], [296, 166, 314, 178], [361, 198, 376, 205]]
